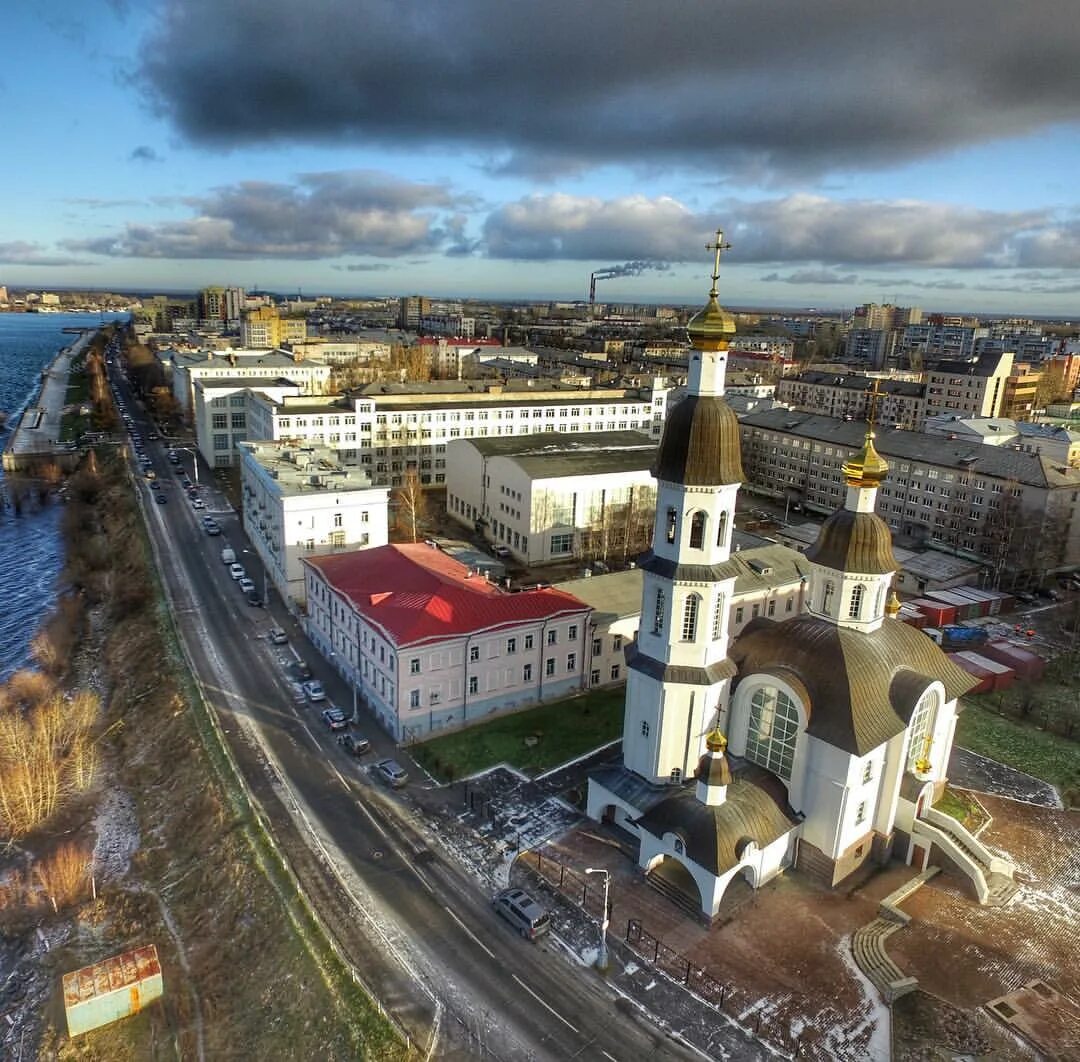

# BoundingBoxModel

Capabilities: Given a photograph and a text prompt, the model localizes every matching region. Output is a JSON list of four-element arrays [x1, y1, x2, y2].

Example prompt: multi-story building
[[775, 372, 925, 428], [198, 286, 226, 322], [193, 377, 301, 468], [445, 431, 658, 565], [398, 295, 431, 330], [852, 303, 922, 332], [843, 329, 895, 370], [922, 351, 1012, 420], [239, 440, 389, 607], [1001, 362, 1042, 420], [248, 377, 670, 488], [898, 324, 989, 363], [241, 306, 309, 348], [739, 407, 1080, 578], [302, 543, 592, 740]]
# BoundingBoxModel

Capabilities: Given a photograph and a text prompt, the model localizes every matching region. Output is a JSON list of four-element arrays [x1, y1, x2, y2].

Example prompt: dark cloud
[[760, 269, 859, 285], [331, 263, 390, 272], [65, 171, 462, 260], [130, 145, 161, 162], [0, 241, 93, 267], [137, 0, 1080, 178]]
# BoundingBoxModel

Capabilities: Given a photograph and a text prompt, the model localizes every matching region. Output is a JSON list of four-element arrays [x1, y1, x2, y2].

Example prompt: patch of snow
[[93, 787, 139, 881], [535, 738, 621, 780], [833, 935, 890, 1062]]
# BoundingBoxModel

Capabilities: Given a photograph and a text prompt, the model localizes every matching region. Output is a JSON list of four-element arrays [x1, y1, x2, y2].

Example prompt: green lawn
[[412, 686, 626, 781], [65, 368, 90, 405], [957, 699, 1080, 799]]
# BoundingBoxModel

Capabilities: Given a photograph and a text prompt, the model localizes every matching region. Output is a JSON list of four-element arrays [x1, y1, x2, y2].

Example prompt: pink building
[[303, 544, 592, 742]]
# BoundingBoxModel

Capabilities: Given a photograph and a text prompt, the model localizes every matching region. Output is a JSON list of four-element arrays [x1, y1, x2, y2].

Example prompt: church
[[586, 235, 1016, 918]]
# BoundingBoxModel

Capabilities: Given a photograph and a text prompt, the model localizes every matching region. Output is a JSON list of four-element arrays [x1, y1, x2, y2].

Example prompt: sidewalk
[[9, 332, 91, 455]]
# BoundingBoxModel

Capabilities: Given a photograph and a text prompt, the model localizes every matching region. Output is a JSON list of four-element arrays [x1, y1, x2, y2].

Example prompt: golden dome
[[885, 589, 902, 617], [687, 294, 736, 351], [841, 430, 890, 487], [705, 727, 728, 753]]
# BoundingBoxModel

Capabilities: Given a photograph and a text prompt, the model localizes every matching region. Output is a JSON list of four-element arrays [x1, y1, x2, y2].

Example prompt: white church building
[[586, 238, 1016, 919]]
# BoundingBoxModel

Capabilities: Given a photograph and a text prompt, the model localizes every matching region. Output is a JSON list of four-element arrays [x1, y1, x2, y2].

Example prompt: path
[[7, 331, 92, 455]]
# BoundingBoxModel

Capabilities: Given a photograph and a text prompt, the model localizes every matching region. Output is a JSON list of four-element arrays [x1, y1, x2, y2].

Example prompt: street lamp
[[583, 867, 610, 972]]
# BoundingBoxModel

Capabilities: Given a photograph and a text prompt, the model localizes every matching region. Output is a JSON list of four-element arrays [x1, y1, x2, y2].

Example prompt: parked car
[[150, 480, 162, 491], [204, 522, 221, 536], [192, 498, 206, 510], [303, 680, 326, 702], [338, 732, 370, 756], [492, 545, 512, 558], [290, 660, 313, 681], [245, 589, 263, 607], [268, 627, 288, 645], [492, 888, 550, 940], [321, 706, 348, 730], [238, 577, 255, 593], [155, 493, 168, 504], [288, 681, 307, 703], [229, 563, 245, 580], [374, 758, 408, 788]]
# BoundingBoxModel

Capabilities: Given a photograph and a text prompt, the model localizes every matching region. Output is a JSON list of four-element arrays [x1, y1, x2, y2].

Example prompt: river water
[[0, 312, 126, 679]]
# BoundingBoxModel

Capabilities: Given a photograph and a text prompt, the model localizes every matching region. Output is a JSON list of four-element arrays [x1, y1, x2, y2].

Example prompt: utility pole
[[584, 867, 610, 971]]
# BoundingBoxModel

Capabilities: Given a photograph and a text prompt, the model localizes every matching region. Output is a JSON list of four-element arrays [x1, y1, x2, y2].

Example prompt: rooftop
[[461, 431, 656, 478], [240, 441, 381, 496]]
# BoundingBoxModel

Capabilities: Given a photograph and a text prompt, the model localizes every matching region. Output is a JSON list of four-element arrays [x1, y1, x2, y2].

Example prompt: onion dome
[[805, 507, 897, 574], [696, 729, 733, 788], [687, 293, 736, 351], [654, 395, 744, 485], [705, 727, 727, 753], [885, 589, 902, 617], [841, 430, 890, 488]]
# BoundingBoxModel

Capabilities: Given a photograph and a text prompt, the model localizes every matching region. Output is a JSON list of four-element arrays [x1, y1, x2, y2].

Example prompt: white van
[[221, 547, 236, 565]]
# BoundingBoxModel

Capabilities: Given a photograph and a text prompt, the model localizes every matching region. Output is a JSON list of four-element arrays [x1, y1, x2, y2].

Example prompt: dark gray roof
[[655, 395, 744, 486], [461, 430, 655, 471], [785, 372, 923, 397], [627, 643, 738, 686], [740, 408, 1080, 489], [729, 614, 978, 756], [635, 766, 798, 876], [638, 542, 812, 589]]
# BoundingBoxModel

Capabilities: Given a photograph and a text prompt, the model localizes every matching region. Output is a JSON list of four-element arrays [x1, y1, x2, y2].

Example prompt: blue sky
[[5, 0, 1080, 315]]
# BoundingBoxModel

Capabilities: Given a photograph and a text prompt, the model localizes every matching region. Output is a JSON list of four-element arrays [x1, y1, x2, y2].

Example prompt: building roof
[[785, 372, 923, 397], [468, 432, 657, 478], [804, 508, 898, 575], [194, 375, 300, 391], [655, 395, 744, 485], [555, 569, 645, 623], [635, 765, 798, 876], [240, 441, 381, 496], [304, 543, 589, 647], [729, 614, 978, 756]]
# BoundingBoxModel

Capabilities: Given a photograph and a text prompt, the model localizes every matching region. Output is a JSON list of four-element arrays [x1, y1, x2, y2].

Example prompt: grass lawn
[[64, 369, 89, 405], [59, 410, 89, 442], [957, 698, 1080, 798], [413, 686, 626, 781]]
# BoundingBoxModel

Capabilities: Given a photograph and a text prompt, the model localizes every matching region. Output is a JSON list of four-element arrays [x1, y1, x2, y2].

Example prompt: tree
[[392, 469, 429, 543]]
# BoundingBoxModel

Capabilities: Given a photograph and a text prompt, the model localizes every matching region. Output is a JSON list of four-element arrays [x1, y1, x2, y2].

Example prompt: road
[[108, 356, 703, 1062]]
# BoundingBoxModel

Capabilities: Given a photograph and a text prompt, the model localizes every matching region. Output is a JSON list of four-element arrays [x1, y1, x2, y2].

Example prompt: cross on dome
[[705, 230, 732, 298]]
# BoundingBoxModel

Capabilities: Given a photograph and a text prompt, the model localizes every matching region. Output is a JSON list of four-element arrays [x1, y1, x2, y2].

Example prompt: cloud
[[136, 0, 1080, 179], [760, 269, 859, 285], [64, 197, 145, 209], [331, 263, 390, 272], [129, 145, 161, 162], [65, 171, 462, 260], [0, 241, 93, 267]]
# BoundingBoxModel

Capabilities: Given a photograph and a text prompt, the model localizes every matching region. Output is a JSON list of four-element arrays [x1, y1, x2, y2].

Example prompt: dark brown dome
[[654, 395, 744, 486], [804, 508, 896, 574]]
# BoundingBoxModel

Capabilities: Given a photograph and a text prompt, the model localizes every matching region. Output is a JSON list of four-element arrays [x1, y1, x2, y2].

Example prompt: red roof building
[[303, 544, 592, 740]]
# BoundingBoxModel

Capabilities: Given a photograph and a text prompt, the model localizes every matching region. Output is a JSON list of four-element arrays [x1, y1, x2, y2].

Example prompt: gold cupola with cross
[[686, 230, 736, 351]]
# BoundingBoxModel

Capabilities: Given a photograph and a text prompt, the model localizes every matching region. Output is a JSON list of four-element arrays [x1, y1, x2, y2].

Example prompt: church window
[[673, 837, 684, 854], [822, 581, 835, 615], [862, 761, 873, 784], [670, 768, 682, 784], [665, 507, 677, 544], [716, 510, 728, 548], [876, 584, 886, 613], [848, 584, 865, 619], [907, 689, 937, 772], [653, 587, 666, 634], [745, 687, 799, 781], [855, 801, 867, 825], [681, 594, 700, 641], [712, 595, 724, 639], [641, 720, 650, 737], [689, 510, 707, 549]]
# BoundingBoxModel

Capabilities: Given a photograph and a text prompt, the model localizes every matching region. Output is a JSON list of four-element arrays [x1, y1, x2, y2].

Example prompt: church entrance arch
[[645, 855, 703, 913]]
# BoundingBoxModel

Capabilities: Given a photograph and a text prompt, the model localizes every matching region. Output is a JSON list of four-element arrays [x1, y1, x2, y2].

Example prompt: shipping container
[[980, 641, 1046, 682], [64, 944, 163, 1038], [953, 651, 1015, 691], [947, 652, 995, 693], [899, 606, 927, 629], [929, 590, 981, 621], [946, 587, 993, 618], [911, 598, 956, 626]]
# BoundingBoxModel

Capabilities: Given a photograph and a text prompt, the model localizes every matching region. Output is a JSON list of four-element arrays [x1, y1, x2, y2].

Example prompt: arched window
[[907, 689, 937, 772], [652, 586, 666, 634], [876, 584, 886, 613], [681, 594, 700, 641], [745, 687, 800, 781], [712, 594, 725, 640], [689, 510, 707, 549], [822, 581, 835, 615], [665, 507, 677, 544], [716, 510, 728, 548], [848, 584, 865, 619], [670, 767, 682, 784]]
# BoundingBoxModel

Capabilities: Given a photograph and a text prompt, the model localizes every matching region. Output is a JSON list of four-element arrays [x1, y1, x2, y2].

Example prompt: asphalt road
[[108, 361, 702, 1062]]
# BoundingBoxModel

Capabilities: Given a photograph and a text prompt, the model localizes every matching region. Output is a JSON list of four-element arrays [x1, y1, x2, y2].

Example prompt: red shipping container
[[980, 641, 1046, 682], [953, 651, 1015, 691], [948, 652, 994, 693]]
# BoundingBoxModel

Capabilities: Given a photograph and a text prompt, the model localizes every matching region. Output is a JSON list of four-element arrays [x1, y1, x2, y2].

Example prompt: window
[[469, 645, 480, 662], [666, 507, 677, 544], [611, 664, 620, 681], [409, 658, 420, 675], [546, 629, 557, 646], [592, 637, 602, 655], [689, 510, 706, 549], [712, 596, 724, 639], [716, 510, 728, 548], [591, 669, 601, 685], [640, 720, 650, 737], [855, 801, 867, 825], [545, 658, 555, 677], [652, 587, 666, 634], [523, 663, 533, 682], [612, 635, 622, 651], [506, 637, 517, 654], [212, 413, 227, 429], [848, 584, 865, 619], [862, 761, 873, 784], [468, 675, 478, 695], [744, 686, 800, 781], [568, 624, 578, 641], [673, 837, 684, 855], [409, 690, 420, 708], [524, 635, 534, 650], [550, 532, 573, 555], [735, 606, 744, 624], [670, 768, 682, 784], [907, 689, 936, 771], [822, 581, 835, 615], [681, 594, 700, 641], [566, 653, 576, 670]]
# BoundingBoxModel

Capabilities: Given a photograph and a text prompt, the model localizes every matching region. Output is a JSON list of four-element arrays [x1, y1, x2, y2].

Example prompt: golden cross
[[867, 379, 883, 428], [705, 229, 731, 296]]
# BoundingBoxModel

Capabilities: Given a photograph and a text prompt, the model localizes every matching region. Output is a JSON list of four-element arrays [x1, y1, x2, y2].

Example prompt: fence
[[520, 845, 831, 1060]]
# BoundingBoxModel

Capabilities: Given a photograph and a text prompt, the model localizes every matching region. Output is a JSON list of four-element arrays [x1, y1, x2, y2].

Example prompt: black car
[[290, 660, 313, 681], [245, 589, 263, 607], [337, 733, 370, 757], [155, 493, 168, 504]]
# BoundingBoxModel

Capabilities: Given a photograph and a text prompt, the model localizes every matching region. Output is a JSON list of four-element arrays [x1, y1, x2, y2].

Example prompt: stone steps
[[851, 917, 905, 996], [985, 872, 1020, 908], [645, 868, 703, 920]]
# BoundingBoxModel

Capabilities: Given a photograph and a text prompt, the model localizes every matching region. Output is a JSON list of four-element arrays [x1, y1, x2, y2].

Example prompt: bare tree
[[392, 469, 429, 543]]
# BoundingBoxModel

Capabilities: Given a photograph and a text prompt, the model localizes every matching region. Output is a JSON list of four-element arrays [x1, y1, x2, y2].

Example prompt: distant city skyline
[[5, 1, 1080, 314]]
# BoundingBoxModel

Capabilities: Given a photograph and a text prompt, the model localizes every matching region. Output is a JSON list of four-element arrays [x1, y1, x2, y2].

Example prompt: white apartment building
[[193, 377, 302, 468], [446, 431, 658, 565], [922, 352, 1013, 420], [776, 372, 926, 429], [247, 377, 670, 488], [288, 339, 391, 363], [239, 440, 388, 607]]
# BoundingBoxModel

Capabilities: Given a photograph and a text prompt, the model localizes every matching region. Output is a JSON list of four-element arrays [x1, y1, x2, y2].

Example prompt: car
[[147, 432, 159, 441], [204, 523, 221, 536], [174, 467, 186, 477], [268, 627, 288, 645], [192, 499, 206, 510], [492, 545, 512, 558], [245, 589, 263, 607], [303, 680, 326, 702], [492, 887, 551, 940], [290, 660, 313, 681], [322, 706, 348, 730], [287, 681, 307, 703], [238, 577, 256, 593], [150, 480, 162, 491], [1014, 590, 1036, 604], [201, 514, 216, 527], [374, 758, 408, 788], [155, 493, 168, 504], [229, 563, 245, 580], [337, 732, 370, 756]]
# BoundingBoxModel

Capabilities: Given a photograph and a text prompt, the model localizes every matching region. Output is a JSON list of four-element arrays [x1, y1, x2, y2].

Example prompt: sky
[[5, 0, 1080, 314]]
